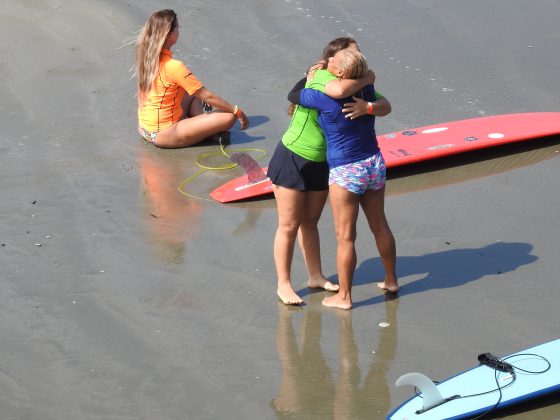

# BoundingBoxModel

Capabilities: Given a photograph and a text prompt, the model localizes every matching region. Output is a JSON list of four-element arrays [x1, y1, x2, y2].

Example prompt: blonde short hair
[[336, 49, 368, 80]]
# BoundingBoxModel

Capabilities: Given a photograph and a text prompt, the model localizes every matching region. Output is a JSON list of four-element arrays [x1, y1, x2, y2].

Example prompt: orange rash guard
[[138, 49, 204, 132]]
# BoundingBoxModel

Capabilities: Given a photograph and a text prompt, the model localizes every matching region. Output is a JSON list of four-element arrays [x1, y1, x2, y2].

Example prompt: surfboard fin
[[228, 152, 268, 184], [396, 372, 446, 412]]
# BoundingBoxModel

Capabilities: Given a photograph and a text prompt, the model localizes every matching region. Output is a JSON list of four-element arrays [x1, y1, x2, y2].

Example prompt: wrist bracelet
[[367, 102, 374, 115]]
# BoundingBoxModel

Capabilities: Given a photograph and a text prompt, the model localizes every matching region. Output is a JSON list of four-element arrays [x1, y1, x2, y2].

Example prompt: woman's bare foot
[[377, 281, 399, 294], [308, 276, 339, 292], [277, 283, 304, 305], [322, 294, 352, 310]]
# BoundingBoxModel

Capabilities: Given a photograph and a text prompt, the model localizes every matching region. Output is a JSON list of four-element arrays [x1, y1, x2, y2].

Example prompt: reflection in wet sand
[[138, 146, 203, 264], [386, 136, 560, 196], [335, 295, 399, 419], [272, 297, 334, 419], [272, 294, 399, 419], [232, 208, 264, 237]]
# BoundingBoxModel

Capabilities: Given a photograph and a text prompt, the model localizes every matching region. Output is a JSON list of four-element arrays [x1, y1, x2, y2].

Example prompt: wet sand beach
[[1, 0, 559, 418]]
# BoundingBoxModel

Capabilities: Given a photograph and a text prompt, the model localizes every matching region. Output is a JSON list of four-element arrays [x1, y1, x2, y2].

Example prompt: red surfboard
[[210, 166, 272, 203], [210, 112, 560, 202]]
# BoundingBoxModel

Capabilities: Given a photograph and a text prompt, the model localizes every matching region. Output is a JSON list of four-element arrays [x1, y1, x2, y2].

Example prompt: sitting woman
[[134, 9, 249, 148], [289, 48, 398, 309]]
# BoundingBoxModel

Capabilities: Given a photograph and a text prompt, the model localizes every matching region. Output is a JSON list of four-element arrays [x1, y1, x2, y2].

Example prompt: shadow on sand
[[349, 241, 537, 308]]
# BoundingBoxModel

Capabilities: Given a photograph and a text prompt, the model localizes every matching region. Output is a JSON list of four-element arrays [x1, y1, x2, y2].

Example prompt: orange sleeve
[[167, 59, 204, 95]]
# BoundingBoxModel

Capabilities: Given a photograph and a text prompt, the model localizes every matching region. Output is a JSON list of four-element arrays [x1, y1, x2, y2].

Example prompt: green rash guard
[[281, 69, 336, 162]]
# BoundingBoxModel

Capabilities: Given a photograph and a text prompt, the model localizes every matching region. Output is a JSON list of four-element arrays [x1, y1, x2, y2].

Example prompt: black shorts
[[267, 142, 329, 191]]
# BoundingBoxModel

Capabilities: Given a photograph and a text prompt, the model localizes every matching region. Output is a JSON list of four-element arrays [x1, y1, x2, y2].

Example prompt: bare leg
[[154, 112, 235, 148], [297, 190, 339, 292], [359, 187, 398, 292], [273, 185, 305, 305], [323, 185, 360, 310]]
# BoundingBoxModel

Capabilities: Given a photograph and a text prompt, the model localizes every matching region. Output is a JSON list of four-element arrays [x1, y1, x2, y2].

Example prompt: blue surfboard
[[387, 339, 560, 419]]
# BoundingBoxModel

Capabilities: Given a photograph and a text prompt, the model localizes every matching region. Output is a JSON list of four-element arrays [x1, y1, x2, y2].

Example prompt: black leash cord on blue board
[[412, 352, 551, 419], [468, 352, 551, 420]]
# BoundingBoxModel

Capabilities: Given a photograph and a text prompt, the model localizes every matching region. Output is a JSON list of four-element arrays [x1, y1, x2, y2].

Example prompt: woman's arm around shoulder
[[324, 69, 376, 99], [288, 87, 331, 111]]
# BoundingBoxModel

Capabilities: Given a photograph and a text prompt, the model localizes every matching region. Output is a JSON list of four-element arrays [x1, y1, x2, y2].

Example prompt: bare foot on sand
[[322, 294, 352, 310], [377, 281, 399, 294], [277, 283, 304, 305], [308, 276, 339, 292]]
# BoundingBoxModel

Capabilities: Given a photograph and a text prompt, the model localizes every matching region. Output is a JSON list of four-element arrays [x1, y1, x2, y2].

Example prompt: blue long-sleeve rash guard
[[288, 84, 380, 169]]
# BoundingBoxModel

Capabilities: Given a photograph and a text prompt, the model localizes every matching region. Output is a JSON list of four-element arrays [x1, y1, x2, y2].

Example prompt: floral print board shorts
[[328, 151, 386, 195]]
